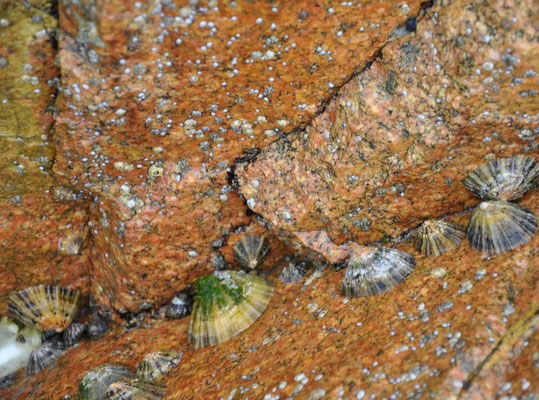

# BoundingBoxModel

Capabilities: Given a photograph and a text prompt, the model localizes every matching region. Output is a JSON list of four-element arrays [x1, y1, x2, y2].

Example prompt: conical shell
[[414, 220, 465, 256], [63, 322, 87, 347], [233, 235, 270, 269], [280, 261, 309, 284], [188, 270, 274, 349], [463, 155, 538, 201], [105, 380, 164, 400], [342, 247, 417, 298], [26, 344, 64, 376], [8, 285, 80, 332], [136, 350, 182, 381], [76, 364, 135, 400], [467, 200, 537, 254]]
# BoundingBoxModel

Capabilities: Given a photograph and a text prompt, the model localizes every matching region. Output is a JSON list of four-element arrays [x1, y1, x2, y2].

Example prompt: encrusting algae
[[188, 270, 274, 349]]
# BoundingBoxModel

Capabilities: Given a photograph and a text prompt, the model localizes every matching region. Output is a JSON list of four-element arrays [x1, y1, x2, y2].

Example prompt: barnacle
[[414, 219, 465, 256], [165, 292, 193, 319], [8, 285, 80, 332], [63, 322, 86, 347], [280, 261, 309, 284], [0, 318, 42, 380], [105, 380, 165, 400], [342, 247, 417, 298], [26, 343, 64, 376], [233, 234, 270, 269], [188, 270, 274, 349], [463, 155, 538, 201], [467, 200, 537, 254], [76, 364, 135, 400], [136, 350, 182, 381]]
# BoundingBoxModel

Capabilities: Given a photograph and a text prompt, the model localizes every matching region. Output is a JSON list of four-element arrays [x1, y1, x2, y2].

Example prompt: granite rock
[[0, 0, 90, 308], [237, 0, 539, 263], [51, 0, 425, 312], [1, 198, 536, 399]]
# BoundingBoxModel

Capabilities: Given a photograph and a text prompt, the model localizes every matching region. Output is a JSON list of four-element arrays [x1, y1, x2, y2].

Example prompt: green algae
[[193, 274, 244, 318]]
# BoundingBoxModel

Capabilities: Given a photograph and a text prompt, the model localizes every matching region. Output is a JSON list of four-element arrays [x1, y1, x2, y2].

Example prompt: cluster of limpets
[[76, 350, 181, 399], [0, 284, 85, 386], [3, 156, 536, 398], [340, 155, 537, 299]]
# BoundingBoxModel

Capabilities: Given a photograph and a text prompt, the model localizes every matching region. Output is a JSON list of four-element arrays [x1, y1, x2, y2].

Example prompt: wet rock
[[1, 209, 536, 399], [0, 0, 90, 310], [237, 0, 539, 264], [51, 0, 424, 312]]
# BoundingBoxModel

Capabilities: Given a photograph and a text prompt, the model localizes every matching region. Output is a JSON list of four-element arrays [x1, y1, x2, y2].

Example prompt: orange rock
[[237, 0, 539, 263], [51, 0, 424, 311]]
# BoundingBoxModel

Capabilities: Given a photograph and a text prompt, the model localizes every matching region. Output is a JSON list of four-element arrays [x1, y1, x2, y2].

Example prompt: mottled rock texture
[[0, 0, 90, 308], [1, 206, 537, 399], [1, 0, 538, 398], [52, 0, 425, 312], [237, 0, 539, 263]]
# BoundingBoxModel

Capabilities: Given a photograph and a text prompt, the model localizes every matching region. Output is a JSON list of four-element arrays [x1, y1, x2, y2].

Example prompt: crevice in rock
[[457, 305, 539, 398], [227, 0, 437, 192]]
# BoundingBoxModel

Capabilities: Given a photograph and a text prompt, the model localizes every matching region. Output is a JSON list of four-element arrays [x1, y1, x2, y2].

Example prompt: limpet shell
[[188, 270, 274, 349], [463, 155, 538, 201], [233, 235, 270, 270], [467, 200, 537, 254], [8, 285, 80, 332], [414, 219, 465, 256], [342, 247, 417, 298]]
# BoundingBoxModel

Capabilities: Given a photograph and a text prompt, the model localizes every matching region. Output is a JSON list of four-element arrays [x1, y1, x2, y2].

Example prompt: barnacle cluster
[[464, 156, 538, 254]]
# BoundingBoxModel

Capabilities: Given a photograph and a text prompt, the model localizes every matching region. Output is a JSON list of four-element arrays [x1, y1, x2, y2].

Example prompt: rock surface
[[0, 0, 537, 398], [0, 0, 90, 309], [51, 0, 425, 312], [1, 203, 537, 399], [237, 0, 539, 263]]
